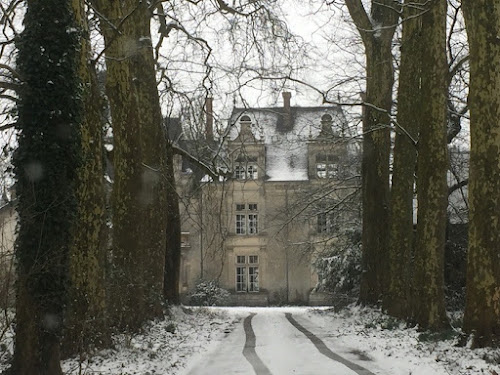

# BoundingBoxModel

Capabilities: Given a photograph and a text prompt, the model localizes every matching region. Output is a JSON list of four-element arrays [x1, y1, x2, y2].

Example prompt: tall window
[[317, 211, 337, 234], [236, 255, 259, 292], [316, 154, 340, 179], [235, 203, 259, 235]]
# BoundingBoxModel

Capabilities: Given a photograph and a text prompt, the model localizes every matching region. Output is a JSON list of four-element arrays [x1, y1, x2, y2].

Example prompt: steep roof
[[228, 105, 349, 181]]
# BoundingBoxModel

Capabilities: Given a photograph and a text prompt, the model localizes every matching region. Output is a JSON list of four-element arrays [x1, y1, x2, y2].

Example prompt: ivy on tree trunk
[[11, 0, 81, 372]]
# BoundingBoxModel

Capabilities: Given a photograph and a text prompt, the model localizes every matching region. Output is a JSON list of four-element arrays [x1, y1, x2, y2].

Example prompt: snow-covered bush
[[314, 229, 362, 301], [189, 280, 230, 306]]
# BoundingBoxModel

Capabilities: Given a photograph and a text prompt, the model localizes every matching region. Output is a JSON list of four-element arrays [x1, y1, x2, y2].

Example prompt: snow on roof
[[266, 137, 309, 181], [228, 105, 347, 181]]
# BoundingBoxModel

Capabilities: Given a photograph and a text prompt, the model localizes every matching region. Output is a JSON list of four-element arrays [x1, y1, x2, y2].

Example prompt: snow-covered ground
[[1, 305, 499, 374]]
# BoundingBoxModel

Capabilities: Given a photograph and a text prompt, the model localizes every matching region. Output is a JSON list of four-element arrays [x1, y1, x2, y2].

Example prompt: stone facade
[[176, 93, 361, 305], [0, 201, 16, 307]]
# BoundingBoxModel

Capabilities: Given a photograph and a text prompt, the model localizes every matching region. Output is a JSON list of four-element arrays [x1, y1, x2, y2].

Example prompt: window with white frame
[[235, 165, 246, 180], [234, 156, 258, 180], [235, 203, 259, 235], [247, 165, 258, 180], [316, 154, 340, 179], [235, 255, 259, 292], [236, 215, 246, 234]]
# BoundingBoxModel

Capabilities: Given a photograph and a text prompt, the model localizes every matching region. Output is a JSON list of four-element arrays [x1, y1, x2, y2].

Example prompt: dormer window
[[234, 155, 258, 180], [247, 165, 258, 179], [237, 115, 255, 141], [235, 165, 246, 180], [316, 154, 339, 178]]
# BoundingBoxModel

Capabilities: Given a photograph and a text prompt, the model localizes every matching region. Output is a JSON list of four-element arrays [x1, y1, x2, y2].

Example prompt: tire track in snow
[[285, 313, 376, 375], [243, 313, 273, 375]]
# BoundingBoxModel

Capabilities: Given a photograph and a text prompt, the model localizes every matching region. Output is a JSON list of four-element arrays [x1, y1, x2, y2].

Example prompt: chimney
[[205, 97, 214, 141], [282, 91, 291, 113], [282, 91, 292, 131]]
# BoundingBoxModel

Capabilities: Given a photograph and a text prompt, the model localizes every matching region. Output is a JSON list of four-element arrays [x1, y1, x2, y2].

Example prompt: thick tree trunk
[[384, 0, 422, 319], [359, 40, 393, 305], [94, 0, 146, 331], [13, 278, 62, 374], [63, 0, 109, 356], [462, 0, 500, 348], [345, 0, 399, 305], [127, 1, 168, 317], [11, 0, 81, 372], [413, 0, 448, 330]]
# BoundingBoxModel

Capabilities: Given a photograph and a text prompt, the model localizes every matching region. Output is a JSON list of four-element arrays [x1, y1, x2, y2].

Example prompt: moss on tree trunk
[[345, 0, 399, 305], [462, 0, 500, 348], [413, 0, 448, 331], [94, 0, 146, 331], [384, 0, 422, 319], [62, 0, 110, 356]]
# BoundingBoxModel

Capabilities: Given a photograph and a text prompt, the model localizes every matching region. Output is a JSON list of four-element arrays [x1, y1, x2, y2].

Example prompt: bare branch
[[344, 0, 373, 39], [448, 178, 468, 196], [0, 63, 22, 81], [0, 81, 21, 92], [171, 143, 221, 180], [0, 123, 15, 131]]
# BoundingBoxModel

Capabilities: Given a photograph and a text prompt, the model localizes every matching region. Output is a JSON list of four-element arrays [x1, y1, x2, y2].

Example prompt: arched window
[[319, 114, 334, 137], [240, 115, 251, 122], [321, 114, 333, 122]]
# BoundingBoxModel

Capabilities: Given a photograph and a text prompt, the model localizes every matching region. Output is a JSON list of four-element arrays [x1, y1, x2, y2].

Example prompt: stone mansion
[[174, 92, 361, 305]]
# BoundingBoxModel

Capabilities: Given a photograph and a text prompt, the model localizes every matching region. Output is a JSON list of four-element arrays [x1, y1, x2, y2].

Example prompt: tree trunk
[[93, 0, 146, 331], [413, 0, 448, 330], [63, 0, 109, 356], [384, 0, 422, 319], [127, 1, 168, 317], [462, 0, 500, 348], [345, 0, 399, 305], [11, 0, 81, 372], [164, 142, 182, 304]]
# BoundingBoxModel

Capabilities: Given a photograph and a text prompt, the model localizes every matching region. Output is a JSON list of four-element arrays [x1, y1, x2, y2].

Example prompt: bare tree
[[344, 0, 400, 305]]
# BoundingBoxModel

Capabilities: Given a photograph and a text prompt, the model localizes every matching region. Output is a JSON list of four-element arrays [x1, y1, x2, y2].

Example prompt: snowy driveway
[[184, 308, 377, 375]]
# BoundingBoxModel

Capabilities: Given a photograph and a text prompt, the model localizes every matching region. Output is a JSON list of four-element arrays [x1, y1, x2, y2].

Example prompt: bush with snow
[[314, 228, 362, 302], [189, 280, 230, 306]]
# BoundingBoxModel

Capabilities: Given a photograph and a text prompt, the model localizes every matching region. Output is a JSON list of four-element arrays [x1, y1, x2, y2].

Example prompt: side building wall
[[0, 202, 16, 307]]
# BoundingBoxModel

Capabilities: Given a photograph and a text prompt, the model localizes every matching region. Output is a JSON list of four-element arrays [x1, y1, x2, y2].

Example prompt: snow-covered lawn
[[304, 306, 500, 375], [62, 306, 238, 375], [61, 306, 500, 375], [1, 305, 499, 374]]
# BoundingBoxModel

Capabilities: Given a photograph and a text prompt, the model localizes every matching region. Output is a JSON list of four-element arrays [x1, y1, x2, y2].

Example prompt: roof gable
[[228, 105, 347, 181]]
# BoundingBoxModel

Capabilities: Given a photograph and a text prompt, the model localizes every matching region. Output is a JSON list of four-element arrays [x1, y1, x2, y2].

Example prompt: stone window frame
[[235, 203, 259, 235]]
